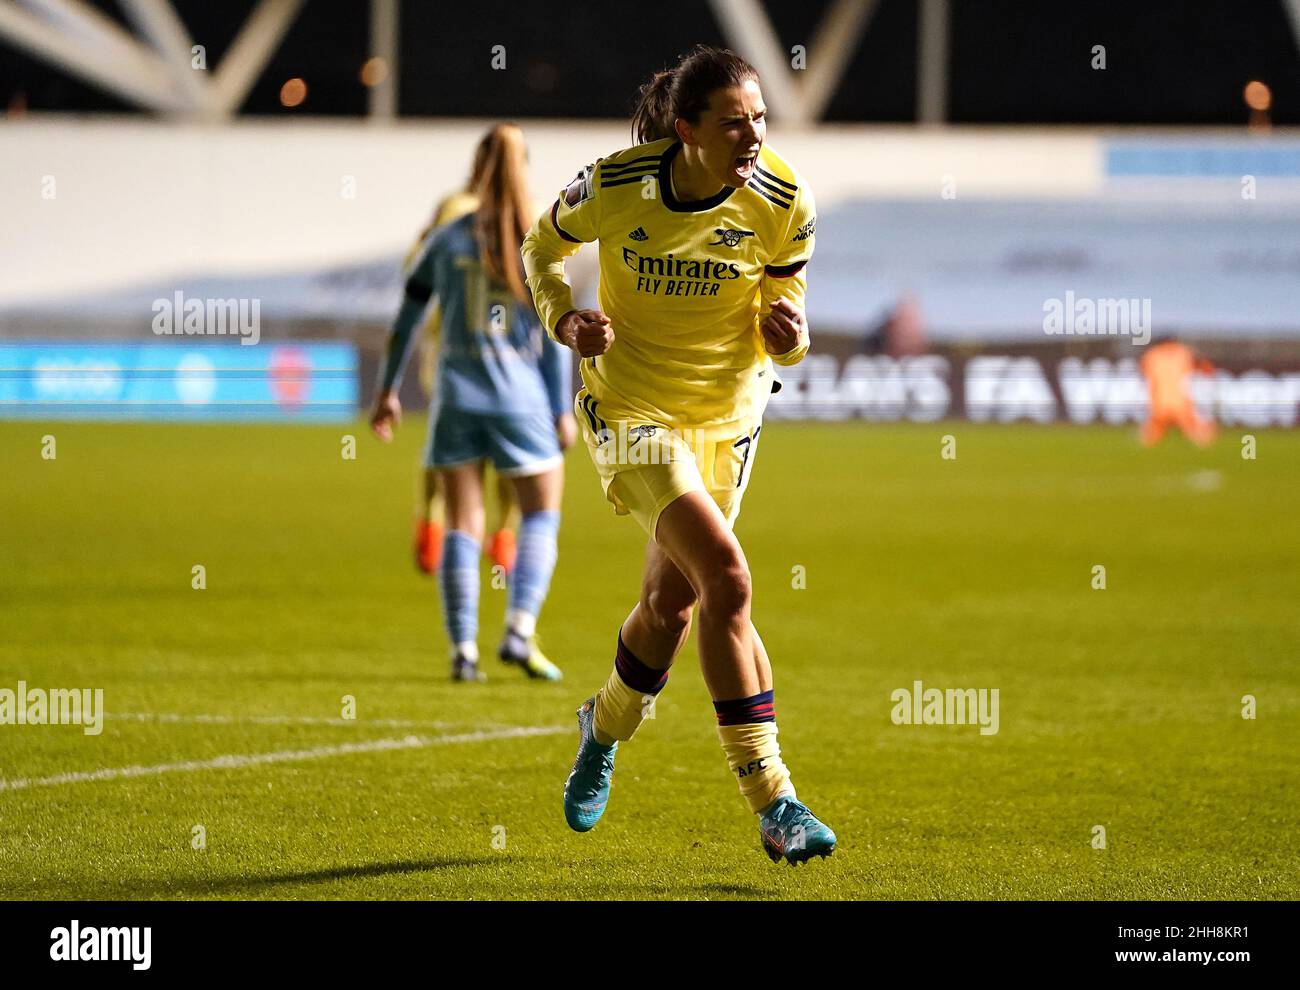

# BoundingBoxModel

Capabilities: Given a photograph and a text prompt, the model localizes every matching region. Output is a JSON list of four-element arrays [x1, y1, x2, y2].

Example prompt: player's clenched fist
[[759, 297, 805, 356], [556, 309, 615, 357]]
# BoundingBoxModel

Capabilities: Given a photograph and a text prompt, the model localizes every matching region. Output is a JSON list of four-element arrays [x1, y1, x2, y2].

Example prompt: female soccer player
[[522, 46, 836, 864], [409, 132, 521, 577], [373, 123, 575, 683]]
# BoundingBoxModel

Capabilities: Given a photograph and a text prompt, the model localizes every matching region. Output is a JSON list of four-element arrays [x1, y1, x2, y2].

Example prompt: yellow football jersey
[[523, 137, 815, 437]]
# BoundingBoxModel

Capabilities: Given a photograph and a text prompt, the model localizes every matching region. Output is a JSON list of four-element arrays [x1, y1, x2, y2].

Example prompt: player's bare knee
[[449, 516, 485, 544], [699, 561, 751, 620], [644, 586, 695, 638]]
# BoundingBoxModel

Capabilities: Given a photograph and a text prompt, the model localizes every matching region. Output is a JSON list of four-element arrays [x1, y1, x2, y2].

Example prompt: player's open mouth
[[734, 150, 759, 175]]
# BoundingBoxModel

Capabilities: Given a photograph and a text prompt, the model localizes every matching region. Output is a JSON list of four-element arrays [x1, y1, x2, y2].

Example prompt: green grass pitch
[[1, 417, 1296, 900]]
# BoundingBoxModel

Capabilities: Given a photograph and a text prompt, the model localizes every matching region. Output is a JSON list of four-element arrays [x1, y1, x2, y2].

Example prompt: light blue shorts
[[425, 408, 562, 477]]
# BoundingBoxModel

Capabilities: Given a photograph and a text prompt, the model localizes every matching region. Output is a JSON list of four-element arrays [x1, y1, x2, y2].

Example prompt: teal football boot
[[563, 698, 617, 832], [759, 795, 837, 865]]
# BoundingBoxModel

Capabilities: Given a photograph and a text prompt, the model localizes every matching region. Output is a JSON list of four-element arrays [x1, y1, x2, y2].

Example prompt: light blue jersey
[[379, 214, 571, 419], [384, 211, 568, 676]]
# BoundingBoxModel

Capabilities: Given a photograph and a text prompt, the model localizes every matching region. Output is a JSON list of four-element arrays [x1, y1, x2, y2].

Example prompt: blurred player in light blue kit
[[406, 130, 522, 578], [371, 123, 574, 683]]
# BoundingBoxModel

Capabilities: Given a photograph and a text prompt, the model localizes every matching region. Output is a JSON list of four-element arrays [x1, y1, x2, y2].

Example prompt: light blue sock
[[507, 510, 560, 635], [440, 530, 480, 652]]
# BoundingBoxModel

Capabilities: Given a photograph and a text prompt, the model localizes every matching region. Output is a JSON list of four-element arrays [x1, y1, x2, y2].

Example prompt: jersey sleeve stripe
[[765, 259, 807, 278], [749, 173, 795, 201], [550, 199, 583, 243], [600, 172, 658, 188], [749, 184, 792, 210], [599, 154, 664, 176], [755, 165, 797, 191]]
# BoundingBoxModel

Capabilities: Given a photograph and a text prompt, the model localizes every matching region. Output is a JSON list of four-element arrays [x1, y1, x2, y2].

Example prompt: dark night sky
[[1, 0, 1296, 124]]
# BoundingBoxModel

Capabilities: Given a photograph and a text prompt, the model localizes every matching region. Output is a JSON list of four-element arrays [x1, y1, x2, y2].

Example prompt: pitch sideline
[[107, 711, 491, 730], [0, 724, 568, 794]]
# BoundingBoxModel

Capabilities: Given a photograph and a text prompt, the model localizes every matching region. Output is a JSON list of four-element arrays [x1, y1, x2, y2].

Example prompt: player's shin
[[505, 509, 559, 638], [592, 634, 670, 745], [441, 530, 481, 659], [715, 691, 795, 814]]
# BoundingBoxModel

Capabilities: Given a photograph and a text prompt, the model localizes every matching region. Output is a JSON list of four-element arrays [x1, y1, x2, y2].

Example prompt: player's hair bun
[[631, 46, 759, 145]]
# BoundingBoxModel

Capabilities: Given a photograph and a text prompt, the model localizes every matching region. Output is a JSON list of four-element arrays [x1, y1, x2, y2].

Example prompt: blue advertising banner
[[0, 341, 358, 422], [1105, 138, 1300, 177]]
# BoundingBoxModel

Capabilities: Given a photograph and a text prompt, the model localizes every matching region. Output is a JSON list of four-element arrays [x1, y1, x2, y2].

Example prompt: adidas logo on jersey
[[629, 226, 649, 241]]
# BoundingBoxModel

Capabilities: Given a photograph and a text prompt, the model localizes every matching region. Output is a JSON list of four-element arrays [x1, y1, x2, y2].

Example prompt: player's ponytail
[[631, 45, 759, 145], [416, 129, 495, 243], [472, 122, 533, 308], [631, 69, 676, 144], [466, 127, 493, 193]]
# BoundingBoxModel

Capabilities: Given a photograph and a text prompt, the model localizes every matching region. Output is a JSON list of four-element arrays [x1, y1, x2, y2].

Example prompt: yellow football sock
[[593, 668, 656, 744], [718, 721, 794, 814]]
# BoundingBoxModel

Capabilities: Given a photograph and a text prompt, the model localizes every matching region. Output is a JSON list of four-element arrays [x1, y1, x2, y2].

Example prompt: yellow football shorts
[[574, 388, 763, 539]]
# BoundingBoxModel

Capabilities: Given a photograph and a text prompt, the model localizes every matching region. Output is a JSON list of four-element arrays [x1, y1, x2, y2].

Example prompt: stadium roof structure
[[0, 0, 320, 119], [4, 1, 1300, 123], [0, 0, 1094, 124]]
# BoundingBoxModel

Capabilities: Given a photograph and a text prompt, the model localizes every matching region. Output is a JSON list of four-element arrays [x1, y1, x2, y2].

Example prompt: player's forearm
[[525, 274, 576, 343], [760, 266, 806, 311], [377, 295, 426, 394], [760, 270, 809, 365], [522, 216, 582, 342]]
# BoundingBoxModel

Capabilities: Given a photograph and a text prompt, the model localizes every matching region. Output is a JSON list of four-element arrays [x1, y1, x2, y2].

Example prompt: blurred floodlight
[[360, 58, 389, 88], [280, 78, 308, 108], [1243, 80, 1272, 111]]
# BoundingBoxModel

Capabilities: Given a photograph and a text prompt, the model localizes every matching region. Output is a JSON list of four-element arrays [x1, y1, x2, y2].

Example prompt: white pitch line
[[0, 725, 567, 794], [108, 711, 485, 731]]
